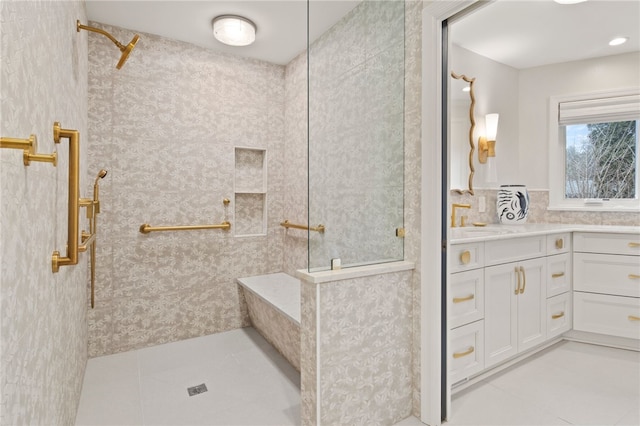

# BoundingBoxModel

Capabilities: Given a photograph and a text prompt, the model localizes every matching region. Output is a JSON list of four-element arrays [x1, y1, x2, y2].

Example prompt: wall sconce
[[478, 113, 499, 164]]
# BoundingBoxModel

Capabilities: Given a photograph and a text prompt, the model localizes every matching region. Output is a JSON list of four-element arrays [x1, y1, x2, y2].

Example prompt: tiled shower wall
[[86, 24, 287, 356], [0, 1, 89, 424]]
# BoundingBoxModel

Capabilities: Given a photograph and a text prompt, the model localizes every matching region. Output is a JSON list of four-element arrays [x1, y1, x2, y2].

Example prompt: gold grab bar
[[453, 294, 475, 304], [552, 272, 565, 278], [280, 220, 325, 233], [1, 133, 57, 166], [139, 221, 231, 234], [52, 123, 96, 272], [453, 346, 475, 359]]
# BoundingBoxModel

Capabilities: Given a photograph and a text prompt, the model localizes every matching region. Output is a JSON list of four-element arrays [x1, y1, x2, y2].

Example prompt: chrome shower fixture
[[76, 20, 140, 69]]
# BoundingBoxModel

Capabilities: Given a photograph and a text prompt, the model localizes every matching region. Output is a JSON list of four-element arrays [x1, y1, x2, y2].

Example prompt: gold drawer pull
[[555, 238, 564, 249], [453, 346, 475, 359], [629, 315, 640, 321], [551, 272, 565, 278], [629, 242, 640, 247], [460, 250, 471, 265], [629, 274, 640, 280], [453, 294, 475, 304], [552, 312, 565, 319]]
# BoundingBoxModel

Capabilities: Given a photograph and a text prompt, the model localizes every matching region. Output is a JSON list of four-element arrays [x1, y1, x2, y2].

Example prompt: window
[[549, 89, 640, 211]]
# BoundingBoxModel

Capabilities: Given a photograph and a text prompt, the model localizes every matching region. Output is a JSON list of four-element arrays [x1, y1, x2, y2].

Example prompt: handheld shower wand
[[90, 169, 108, 308]]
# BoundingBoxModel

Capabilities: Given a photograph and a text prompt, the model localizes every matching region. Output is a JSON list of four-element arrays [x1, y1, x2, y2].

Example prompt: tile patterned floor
[[76, 331, 639, 426]]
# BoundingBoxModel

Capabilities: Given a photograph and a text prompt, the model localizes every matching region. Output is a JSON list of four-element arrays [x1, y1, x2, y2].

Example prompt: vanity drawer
[[573, 253, 640, 297], [450, 320, 484, 384], [547, 292, 572, 338], [574, 292, 640, 340], [450, 269, 484, 329], [450, 242, 484, 273], [484, 236, 546, 267], [574, 232, 640, 256], [546, 233, 571, 255], [547, 253, 571, 297]]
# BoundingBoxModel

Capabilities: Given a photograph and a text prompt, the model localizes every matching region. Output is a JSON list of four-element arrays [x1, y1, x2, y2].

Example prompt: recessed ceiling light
[[212, 15, 257, 47], [554, 0, 588, 4], [609, 37, 628, 46]]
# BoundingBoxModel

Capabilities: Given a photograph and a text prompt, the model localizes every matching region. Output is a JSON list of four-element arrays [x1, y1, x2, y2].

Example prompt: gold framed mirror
[[450, 71, 476, 195]]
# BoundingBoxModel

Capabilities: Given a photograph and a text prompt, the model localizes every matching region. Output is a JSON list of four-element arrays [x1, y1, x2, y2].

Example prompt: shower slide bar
[[280, 220, 325, 233], [139, 221, 231, 234]]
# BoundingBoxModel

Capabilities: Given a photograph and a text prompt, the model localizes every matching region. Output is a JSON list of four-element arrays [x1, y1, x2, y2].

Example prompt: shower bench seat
[[237, 273, 301, 371]]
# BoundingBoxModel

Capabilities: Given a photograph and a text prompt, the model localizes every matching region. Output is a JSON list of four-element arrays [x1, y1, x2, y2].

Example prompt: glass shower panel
[[308, 0, 405, 271]]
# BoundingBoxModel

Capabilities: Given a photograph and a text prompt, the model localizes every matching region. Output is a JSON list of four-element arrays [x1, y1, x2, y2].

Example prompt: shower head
[[116, 34, 140, 69], [77, 20, 140, 69], [94, 169, 108, 185]]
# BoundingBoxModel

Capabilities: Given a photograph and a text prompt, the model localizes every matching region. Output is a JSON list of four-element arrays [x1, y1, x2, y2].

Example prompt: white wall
[[519, 52, 640, 189], [450, 44, 520, 188]]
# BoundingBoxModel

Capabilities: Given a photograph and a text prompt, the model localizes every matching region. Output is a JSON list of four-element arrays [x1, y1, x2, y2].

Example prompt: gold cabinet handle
[[629, 315, 640, 321], [552, 312, 565, 319], [453, 346, 475, 359], [629, 274, 640, 280], [460, 250, 471, 265], [515, 266, 521, 295], [628, 242, 640, 248], [453, 294, 475, 304], [519, 266, 526, 294], [555, 238, 564, 249], [552, 272, 565, 278]]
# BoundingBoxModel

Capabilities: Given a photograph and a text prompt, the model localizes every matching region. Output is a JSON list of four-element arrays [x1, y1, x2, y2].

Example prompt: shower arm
[[77, 21, 126, 51]]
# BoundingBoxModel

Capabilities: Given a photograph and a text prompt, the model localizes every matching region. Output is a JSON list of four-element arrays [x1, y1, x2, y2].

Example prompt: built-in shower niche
[[234, 147, 267, 236]]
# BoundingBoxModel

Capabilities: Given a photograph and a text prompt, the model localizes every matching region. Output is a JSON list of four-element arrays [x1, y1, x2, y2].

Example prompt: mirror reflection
[[450, 71, 476, 195]]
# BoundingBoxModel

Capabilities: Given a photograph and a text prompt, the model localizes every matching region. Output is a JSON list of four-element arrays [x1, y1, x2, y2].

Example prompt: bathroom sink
[[450, 226, 511, 240]]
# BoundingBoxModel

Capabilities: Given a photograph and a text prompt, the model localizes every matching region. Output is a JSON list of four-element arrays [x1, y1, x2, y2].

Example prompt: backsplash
[[451, 189, 640, 226]]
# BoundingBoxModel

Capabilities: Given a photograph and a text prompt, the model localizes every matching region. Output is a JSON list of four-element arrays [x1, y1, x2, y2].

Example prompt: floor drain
[[187, 383, 208, 396]]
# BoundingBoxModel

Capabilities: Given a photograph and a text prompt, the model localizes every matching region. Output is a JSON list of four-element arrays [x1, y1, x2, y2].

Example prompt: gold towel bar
[[1, 133, 57, 166], [280, 220, 325, 233], [139, 221, 231, 234]]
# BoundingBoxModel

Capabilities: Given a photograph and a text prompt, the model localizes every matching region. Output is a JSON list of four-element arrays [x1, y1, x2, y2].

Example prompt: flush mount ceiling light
[[553, 0, 588, 4], [609, 37, 628, 46], [212, 15, 257, 47]]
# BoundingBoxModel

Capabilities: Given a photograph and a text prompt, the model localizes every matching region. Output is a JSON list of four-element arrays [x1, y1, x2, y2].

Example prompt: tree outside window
[[565, 120, 638, 199]]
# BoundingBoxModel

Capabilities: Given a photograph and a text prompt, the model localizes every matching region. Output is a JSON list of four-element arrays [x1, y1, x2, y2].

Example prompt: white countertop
[[450, 223, 640, 244]]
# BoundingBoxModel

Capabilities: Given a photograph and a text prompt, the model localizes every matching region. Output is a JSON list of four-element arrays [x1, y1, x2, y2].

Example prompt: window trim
[[548, 87, 640, 212]]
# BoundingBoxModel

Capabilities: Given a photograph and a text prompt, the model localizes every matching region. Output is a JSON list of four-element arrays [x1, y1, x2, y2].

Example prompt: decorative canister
[[497, 185, 529, 224]]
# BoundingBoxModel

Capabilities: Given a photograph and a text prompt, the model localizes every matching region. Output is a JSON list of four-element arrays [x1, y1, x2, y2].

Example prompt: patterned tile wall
[[451, 189, 640, 226], [313, 270, 414, 425], [0, 1, 89, 424], [86, 24, 286, 356], [243, 290, 300, 371]]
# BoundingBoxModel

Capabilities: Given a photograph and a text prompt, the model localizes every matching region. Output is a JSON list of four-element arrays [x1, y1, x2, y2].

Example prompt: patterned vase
[[497, 185, 529, 224]]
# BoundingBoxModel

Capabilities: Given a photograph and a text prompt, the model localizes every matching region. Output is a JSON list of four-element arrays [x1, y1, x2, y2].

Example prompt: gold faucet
[[451, 203, 471, 227]]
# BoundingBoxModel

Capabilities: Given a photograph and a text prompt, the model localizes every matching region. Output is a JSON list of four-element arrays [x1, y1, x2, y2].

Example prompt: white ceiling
[[450, 0, 640, 70], [85, 1, 360, 65], [86, 0, 639, 69]]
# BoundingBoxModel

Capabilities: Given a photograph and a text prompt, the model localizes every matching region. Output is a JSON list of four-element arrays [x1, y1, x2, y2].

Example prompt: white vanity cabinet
[[546, 233, 572, 338], [484, 254, 547, 368], [573, 232, 640, 340], [449, 242, 485, 383]]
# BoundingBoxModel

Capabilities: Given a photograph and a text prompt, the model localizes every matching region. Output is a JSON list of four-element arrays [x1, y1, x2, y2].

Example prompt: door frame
[[420, 1, 482, 424]]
